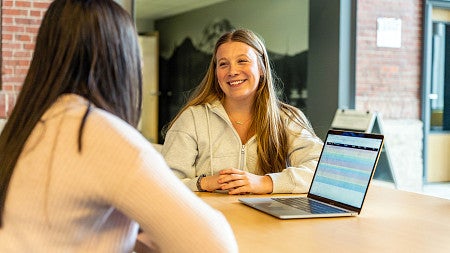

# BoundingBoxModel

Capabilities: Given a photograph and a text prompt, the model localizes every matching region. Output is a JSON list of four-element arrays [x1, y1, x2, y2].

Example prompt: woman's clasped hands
[[201, 168, 273, 194]]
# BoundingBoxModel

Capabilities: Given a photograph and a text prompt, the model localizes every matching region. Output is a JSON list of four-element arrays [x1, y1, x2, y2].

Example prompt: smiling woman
[[161, 29, 323, 196], [141, 0, 309, 143]]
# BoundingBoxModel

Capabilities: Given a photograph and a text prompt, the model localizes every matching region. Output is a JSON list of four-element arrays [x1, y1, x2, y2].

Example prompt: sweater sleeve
[[112, 147, 238, 253], [85, 109, 237, 253], [267, 126, 323, 194], [161, 109, 202, 191]]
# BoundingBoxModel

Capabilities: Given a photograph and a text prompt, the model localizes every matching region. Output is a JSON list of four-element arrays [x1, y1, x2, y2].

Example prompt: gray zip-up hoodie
[[161, 100, 323, 193]]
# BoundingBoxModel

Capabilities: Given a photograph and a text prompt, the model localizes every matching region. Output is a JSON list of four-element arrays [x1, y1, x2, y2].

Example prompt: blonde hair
[[166, 29, 315, 174]]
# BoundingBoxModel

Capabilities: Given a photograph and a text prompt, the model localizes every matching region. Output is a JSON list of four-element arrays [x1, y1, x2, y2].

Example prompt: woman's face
[[215, 41, 262, 103]]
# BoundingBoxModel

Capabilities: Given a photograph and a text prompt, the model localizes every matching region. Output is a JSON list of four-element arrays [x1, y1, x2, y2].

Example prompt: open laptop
[[239, 129, 384, 219]]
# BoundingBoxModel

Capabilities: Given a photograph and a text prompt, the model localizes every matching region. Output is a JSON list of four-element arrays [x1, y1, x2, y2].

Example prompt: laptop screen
[[309, 131, 384, 209]]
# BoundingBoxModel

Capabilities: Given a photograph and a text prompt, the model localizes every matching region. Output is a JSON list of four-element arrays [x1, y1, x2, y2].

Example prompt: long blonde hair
[[166, 29, 315, 174]]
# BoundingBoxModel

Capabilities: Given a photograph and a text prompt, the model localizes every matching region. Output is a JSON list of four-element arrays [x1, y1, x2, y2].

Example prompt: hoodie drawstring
[[205, 106, 214, 176]]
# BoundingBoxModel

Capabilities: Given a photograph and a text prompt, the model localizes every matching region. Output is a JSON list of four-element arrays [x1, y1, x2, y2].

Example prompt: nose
[[228, 63, 239, 76]]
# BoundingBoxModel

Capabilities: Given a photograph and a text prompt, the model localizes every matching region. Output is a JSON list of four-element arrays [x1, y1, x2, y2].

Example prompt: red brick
[[3, 1, 13, 8], [356, 0, 422, 119], [1, 0, 51, 95], [16, 1, 32, 8], [2, 9, 28, 16], [32, 1, 51, 9]]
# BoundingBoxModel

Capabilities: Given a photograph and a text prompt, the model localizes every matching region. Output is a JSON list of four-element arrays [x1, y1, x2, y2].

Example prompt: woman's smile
[[228, 79, 246, 86]]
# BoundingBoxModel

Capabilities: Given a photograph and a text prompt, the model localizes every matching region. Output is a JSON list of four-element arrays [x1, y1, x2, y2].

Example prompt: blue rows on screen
[[309, 134, 382, 208]]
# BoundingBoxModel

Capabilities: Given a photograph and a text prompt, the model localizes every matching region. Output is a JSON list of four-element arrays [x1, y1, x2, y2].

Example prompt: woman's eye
[[218, 62, 228, 67], [238, 59, 248, 63]]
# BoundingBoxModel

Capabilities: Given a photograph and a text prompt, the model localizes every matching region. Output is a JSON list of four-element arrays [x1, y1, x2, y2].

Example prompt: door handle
[[429, 93, 438, 100]]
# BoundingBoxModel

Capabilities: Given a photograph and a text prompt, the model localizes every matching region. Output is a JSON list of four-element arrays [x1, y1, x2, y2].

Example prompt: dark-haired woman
[[0, 1, 237, 252]]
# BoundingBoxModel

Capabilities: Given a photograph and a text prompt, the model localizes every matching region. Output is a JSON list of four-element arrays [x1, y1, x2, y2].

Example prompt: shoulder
[[83, 108, 165, 176], [172, 102, 221, 128], [55, 94, 152, 154], [87, 107, 150, 151], [173, 105, 203, 125], [184, 100, 222, 115], [167, 105, 204, 137]]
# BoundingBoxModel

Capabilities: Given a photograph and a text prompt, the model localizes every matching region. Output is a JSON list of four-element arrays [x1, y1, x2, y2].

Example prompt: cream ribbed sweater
[[0, 94, 237, 253]]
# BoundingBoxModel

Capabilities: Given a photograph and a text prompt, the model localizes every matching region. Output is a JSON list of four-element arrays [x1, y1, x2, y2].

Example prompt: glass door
[[424, 4, 450, 183], [430, 21, 448, 131]]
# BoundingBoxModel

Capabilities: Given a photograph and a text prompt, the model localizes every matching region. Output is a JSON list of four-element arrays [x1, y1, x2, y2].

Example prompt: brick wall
[[0, 0, 51, 118], [356, 0, 423, 119], [356, 0, 424, 190]]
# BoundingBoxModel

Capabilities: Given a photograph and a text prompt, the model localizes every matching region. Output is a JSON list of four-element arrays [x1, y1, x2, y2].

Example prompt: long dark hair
[[0, 0, 142, 226]]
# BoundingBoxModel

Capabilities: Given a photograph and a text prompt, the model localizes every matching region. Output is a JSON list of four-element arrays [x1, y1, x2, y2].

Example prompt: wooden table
[[136, 183, 450, 253]]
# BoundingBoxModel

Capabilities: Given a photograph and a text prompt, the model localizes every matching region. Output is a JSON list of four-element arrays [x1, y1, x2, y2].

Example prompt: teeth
[[229, 80, 244, 86]]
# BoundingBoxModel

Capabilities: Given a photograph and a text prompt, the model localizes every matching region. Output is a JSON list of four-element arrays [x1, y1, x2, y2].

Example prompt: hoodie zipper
[[209, 103, 248, 171], [240, 145, 245, 170]]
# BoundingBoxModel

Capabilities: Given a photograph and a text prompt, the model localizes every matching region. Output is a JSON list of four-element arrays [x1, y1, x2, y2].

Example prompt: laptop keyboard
[[272, 197, 348, 214]]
